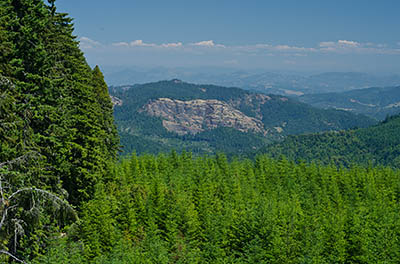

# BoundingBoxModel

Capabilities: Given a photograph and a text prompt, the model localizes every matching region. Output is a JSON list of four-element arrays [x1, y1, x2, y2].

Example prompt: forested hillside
[[111, 80, 375, 156], [299, 86, 400, 120], [265, 114, 400, 168], [0, 0, 118, 261], [34, 153, 400, 263]]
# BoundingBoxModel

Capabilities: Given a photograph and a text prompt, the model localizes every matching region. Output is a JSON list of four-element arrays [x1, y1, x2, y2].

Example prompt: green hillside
[[299, 86, 400, 120], [35, 153, 400, 263], [265, 114, 400, 167], [111, 80, 375, 156]]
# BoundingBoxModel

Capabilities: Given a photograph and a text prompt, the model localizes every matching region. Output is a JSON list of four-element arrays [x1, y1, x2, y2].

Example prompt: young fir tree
[[91, 65, 119, 160]]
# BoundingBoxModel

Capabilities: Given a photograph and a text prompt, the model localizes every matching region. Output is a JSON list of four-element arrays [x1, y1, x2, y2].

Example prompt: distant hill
[[299, 86, 400, 120], [110, 80, 375, 156], [264, 114, 400, 168], [103, 66, 400, 95]]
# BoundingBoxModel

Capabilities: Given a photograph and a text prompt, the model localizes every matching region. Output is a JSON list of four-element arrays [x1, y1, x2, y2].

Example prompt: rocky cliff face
[[142, 98, 266, 135], [110, 95, 123, 107]]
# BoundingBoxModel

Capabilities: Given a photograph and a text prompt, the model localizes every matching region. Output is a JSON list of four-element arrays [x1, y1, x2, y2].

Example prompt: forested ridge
[[299, 86, 400, 120], [265, 114, 400, 168], [1, 0, 400, 263], [112, 80, 375, 156]]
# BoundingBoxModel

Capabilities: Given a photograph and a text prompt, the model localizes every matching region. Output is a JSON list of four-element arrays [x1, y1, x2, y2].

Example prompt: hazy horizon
[[57, 0, 400, 74]]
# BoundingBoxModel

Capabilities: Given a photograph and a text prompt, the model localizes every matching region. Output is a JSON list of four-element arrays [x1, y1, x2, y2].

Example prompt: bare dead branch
[[0, 120, 24, 129], [0, 151, 39, 169], [0, 179, 4, 204], [0, 205, 17, 231], [0, 182, 78, 231], [13, 219, 25, 256], [0, 206, 7, 230], [0, 75, 15, 90], [8, 187, 78, 220], [0, 250, 27, 264]]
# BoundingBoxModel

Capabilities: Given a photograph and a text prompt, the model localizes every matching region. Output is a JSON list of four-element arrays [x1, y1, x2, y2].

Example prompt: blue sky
[[56, 0, 400, 73]]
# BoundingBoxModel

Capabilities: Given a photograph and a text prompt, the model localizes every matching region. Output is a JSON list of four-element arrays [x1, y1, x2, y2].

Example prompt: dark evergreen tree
[[0, 0, 119, 261], [91, 65, 119, 160], [0, 0, 119, 204]]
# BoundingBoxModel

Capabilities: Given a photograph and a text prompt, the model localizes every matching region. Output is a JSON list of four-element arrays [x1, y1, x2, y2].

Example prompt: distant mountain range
[[103, 66, 400, 95], [110, 80, 375, 156], [299, 86, 400, 120]]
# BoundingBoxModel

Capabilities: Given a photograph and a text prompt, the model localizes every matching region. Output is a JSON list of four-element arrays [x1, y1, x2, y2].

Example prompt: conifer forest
[[1, 1, 400, 263]]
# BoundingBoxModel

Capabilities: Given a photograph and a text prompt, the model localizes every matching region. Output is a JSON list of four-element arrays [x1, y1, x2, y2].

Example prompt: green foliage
[[265, 114, 400, 168], [36, 153, 400, 263], [0, 0, 118, 261], [79, 183, 119, 259], [119, 126, 271, 158], [31, 238, 86, 264], [92, 65, 119, 160], [0, 0, 118, 201]]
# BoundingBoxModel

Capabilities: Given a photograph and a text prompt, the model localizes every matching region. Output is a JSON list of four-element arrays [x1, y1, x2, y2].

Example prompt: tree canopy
[[0, 0, 118, 261]]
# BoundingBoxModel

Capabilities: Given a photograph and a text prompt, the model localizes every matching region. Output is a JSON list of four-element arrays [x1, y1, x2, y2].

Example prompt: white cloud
[[161, 42, 183, 48], [319, 40, 360, 49], [112, 42, 129, 47], [237, 43, 315, 54], [130, 40, 156, 47], [232, 43, 315, 55], [273, 45, 314, 52], [192, 40, 214, 47], [338, 40, 360, 47], [254, 44, 271, 48], [191, 40, 226, 48], [319, 40, 360, 50], [84, 36, 400, 56], [317, 40, 400, 54], [319, 41, 335, 47], [111, 40, 183, 48], [79, 36, 102, 49], [293, 53, 308, 57]]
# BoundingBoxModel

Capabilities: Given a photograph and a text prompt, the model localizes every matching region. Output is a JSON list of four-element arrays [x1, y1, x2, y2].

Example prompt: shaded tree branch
[[0, 250, 27, 264], [0, 151, 39, 169]]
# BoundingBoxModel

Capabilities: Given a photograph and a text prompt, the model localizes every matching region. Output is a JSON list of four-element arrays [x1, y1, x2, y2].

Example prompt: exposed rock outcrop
[[110, 96, 123, 107], [142, 98, 266, 135]]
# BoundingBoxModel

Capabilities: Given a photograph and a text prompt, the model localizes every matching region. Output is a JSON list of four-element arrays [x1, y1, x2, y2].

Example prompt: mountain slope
[[265, 114, 400, 168], [111, 80, 375, 155], [299, 86, 400, 120]]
